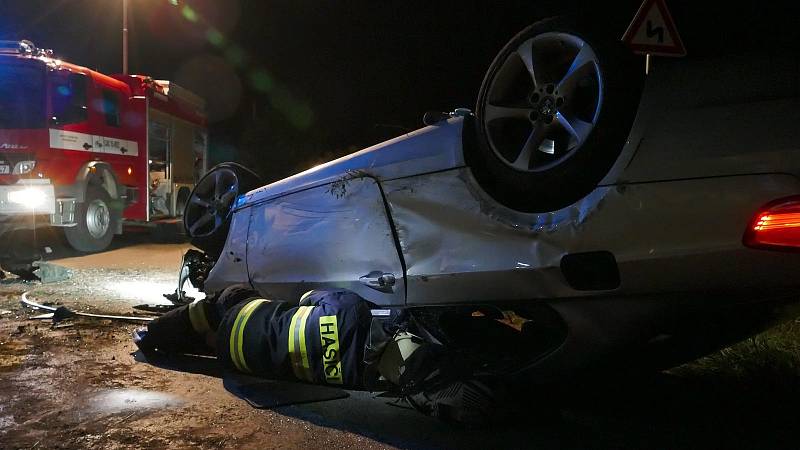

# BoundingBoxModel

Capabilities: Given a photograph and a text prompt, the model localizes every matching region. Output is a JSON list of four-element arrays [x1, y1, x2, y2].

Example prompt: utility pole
[[122, 0, 129, 74]]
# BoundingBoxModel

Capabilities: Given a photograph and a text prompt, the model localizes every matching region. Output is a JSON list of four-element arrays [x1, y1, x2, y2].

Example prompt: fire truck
[[0, 40, 207, 272]]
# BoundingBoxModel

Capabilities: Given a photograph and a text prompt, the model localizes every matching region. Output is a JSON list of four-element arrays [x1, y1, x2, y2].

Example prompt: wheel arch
[[74, 161, 122, 203], [73, 161, 124, 235]]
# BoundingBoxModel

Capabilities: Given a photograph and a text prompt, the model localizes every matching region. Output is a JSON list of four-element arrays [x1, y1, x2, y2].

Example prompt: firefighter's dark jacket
[[138, 286, 374, 388]]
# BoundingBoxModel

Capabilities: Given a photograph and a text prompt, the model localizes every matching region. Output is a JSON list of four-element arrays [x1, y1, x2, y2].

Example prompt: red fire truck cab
[[0, 40, 207, 266]]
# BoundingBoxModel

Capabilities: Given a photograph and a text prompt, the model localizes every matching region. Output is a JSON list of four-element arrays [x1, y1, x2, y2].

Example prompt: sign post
[[622, 0, 686, 73]]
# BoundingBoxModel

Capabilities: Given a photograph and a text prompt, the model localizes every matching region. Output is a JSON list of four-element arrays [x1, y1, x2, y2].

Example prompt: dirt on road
[[0, 237, 389, 450], [2, 234, 800, 450], [0, 311, 385, 449]]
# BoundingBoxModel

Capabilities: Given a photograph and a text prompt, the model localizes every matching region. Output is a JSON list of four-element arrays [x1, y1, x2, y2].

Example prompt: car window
[[101, 90, 120, 127]]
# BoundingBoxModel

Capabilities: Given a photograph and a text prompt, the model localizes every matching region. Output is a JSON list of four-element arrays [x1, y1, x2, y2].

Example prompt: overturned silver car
[[182, 16, 800, 381]]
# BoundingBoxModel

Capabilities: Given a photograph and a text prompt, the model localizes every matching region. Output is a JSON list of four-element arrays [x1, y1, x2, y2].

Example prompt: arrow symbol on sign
[[646, 20, 665, 43], [621, 0, 686, 57]]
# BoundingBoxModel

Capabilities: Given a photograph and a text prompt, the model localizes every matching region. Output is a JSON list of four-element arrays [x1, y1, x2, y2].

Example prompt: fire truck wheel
[[64, 186, 117, 253], [184, 163, 261, 258]]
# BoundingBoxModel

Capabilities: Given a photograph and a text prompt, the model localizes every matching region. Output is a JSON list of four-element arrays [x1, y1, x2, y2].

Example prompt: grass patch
[[671, 318, 800, 394]]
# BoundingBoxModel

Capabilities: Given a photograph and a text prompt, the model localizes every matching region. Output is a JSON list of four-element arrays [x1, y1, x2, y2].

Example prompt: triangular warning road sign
[[622, 0, 686, 57]]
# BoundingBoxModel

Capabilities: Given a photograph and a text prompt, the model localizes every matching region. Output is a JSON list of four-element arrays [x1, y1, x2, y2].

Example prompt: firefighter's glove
[[133, 327, 155, 354], [133, 304, 211, 355]]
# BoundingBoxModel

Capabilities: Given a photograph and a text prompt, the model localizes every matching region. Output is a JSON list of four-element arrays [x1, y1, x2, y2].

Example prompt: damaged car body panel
[[244, 177, 406, 305], [241, 118, 466, 207], [204, 207, 252, 292], [208, 114, 800, 308], [384, 169, 800, 304], [164, 8, 800, 405], [206, 117, 469, 305], [198, 109, 800, 380], [195, 11, 800, 381]]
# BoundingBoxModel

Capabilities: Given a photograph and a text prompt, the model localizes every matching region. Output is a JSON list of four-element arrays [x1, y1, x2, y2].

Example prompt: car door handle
[[359, 271, 396, 293]]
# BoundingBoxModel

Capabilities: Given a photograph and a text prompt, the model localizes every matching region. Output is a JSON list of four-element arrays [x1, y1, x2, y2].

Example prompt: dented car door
[[246, 176, 406, 305]]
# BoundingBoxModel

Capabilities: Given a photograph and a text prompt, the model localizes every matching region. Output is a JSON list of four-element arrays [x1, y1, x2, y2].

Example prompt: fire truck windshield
[[0, 64, 46, 129]]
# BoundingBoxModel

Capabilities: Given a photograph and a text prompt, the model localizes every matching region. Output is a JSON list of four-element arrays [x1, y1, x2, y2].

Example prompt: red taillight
[[744, 196, 800, 251]]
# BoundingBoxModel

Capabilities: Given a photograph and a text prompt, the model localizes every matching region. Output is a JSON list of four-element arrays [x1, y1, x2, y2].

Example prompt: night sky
[[2, 0, 790, 182], [1, 1, 580, 181]]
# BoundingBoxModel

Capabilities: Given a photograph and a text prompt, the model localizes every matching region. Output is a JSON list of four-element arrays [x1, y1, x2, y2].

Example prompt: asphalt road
[[1, 232, 799, 449]]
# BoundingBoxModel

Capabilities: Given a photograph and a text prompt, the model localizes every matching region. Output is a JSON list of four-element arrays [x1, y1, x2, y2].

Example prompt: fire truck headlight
[[8, 187, 47, 208], [12, 160, 36, 175]]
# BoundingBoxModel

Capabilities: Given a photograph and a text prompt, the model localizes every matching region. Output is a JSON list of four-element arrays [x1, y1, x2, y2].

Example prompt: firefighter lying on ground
[[133, 285, 497, 423]]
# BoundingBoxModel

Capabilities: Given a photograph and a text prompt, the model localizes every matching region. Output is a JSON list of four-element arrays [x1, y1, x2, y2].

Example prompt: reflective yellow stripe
[[287, 306, 307, 379], [296, 306, 313, 380], [229, 301, 253, 372], [187, 299, 211, 334], [235, 300, 268, 373], [287, 306, 314, 381], [228, 299, 267, 373], [234, 302, 256, 372], [229, 309, 244, 371]]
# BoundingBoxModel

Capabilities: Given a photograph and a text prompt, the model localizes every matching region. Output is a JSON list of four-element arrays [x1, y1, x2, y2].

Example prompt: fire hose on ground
[[20, 291, 155, 324]]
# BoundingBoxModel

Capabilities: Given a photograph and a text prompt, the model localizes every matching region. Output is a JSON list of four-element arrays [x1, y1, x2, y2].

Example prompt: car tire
[[64, 185, 117, 253], [469, 16, 644, 212], [183, 163, 261, 258]]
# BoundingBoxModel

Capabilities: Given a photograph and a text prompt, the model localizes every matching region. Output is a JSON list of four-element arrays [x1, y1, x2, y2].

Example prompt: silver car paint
[[204, 206, 251, 293], [205, 59, 800, 305], [244, 177, 406, 305], [206, 117, 467, 301], [242, 118, 465, 206], [385, 169, 800, 305], [602, 53, 800, 184]]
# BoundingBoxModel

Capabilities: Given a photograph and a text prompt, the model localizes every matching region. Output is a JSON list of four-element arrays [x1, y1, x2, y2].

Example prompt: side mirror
[[423, 108, 473, 126], [423, 111, 450, 126]]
